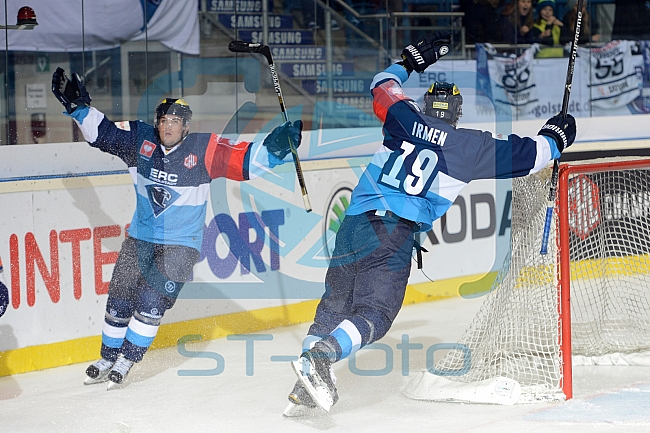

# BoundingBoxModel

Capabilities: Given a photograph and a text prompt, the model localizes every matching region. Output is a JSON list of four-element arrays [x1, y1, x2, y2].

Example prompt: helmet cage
[[423, 82, 463, 127]]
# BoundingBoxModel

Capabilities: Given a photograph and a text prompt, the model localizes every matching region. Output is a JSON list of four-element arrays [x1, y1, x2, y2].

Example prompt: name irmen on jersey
[[411, 121, 448, 146]]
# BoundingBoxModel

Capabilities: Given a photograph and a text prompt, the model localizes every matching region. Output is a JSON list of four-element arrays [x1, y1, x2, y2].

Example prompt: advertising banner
[[402, 42, 648, 122]]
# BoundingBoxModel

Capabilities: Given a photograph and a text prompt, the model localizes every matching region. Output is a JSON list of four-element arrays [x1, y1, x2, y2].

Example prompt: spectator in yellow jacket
[[532, 0, 563, 46]]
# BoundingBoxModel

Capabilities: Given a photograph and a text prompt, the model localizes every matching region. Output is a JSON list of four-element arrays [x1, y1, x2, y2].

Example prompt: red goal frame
[[557, 158, 650, 399]]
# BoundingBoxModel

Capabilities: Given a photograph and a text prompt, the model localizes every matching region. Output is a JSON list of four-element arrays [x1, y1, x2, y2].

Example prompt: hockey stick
[[540, 0, 584, 255], [228, 40, 312, 213]]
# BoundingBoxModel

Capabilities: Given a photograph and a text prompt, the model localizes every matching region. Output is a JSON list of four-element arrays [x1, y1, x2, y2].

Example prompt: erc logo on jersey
[[184, 153, 198, 169], [139, 140, 156, 158], [146, 184, 179, 217]]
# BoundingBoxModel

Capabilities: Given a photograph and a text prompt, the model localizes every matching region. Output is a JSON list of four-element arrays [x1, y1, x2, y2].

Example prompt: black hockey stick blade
[[228, 40, 273, 62], [228, 40, 260, 53]]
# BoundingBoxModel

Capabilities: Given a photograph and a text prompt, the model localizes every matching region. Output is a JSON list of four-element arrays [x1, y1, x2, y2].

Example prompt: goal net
[[404, 157, 650, 404]]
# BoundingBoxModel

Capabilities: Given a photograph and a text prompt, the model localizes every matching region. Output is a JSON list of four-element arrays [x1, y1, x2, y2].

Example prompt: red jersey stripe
[[204, 134, 250, 180], [372, 79, 411, 123]]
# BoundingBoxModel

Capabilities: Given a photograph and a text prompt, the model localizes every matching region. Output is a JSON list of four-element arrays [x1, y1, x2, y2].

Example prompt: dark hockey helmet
[[155, 98, 192, 127], [423, 82, 463, 127]]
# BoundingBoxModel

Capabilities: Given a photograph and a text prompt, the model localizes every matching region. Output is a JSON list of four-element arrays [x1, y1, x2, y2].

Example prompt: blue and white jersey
[[346, 64, 559, 232], [71, 107, 266, 250]]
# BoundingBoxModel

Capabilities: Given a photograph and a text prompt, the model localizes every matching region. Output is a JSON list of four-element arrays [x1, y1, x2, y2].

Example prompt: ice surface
[[2, 297, 650, 433]]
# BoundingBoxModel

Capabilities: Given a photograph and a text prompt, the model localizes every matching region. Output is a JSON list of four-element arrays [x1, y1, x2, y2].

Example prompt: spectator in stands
[[531, 0, 563, 46], [497, 0, 535, 45], [611, 0, 650, 41], [460, 0, 505, 44], [560, 0, 600, 45]]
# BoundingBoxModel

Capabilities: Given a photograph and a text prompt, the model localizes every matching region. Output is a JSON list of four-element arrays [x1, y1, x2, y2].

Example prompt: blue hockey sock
[[322, 320, 363, 362], [120, 315, 160, 362], [100, 298, 132, 362]]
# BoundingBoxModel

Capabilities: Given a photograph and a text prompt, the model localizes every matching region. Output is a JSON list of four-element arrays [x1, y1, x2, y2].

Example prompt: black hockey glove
[[400, 31, 451, 74], [52, 67, 91, 114], [538, 113, 576, 153], [263, 120, 303, 168]]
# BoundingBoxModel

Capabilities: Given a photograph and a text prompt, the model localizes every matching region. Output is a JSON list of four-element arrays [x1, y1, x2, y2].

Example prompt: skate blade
[[84, 375, 109, 385], [290, 360, 333, 412], [106, 380, 127, 391], [283, 402, 322, 418]]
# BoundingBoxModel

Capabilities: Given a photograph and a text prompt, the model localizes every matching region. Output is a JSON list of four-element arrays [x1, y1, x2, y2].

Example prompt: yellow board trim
[[0, 173, 132, 194], [570, 254, 650, 280], [0, 299, 318, 377], [0, 273, 496, 377]]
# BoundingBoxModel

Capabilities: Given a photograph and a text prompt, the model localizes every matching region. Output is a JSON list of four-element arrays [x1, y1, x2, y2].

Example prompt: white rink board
[[0, 138, 514, 351]]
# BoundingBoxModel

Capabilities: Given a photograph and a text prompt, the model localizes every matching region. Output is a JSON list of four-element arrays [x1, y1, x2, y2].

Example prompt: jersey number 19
[[379, 140, 438, 196]]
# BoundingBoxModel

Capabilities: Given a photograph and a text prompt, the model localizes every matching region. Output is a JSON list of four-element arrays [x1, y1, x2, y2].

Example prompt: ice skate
[[290, 348, 338, 412], [84, 358, 114, 385], [283, 381, 320, 417], [106, 355, 134, 389]]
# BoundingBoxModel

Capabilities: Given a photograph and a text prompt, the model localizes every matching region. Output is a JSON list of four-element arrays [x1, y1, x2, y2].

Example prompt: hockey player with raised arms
[[285, 32, 576, 415], [51, 68, 303, 388]]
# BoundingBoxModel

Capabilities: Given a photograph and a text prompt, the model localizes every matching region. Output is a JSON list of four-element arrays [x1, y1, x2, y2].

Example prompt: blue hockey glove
[[539, 113, 576, 153], [401, 31, 451, 73], [263, 120, 303, 168], [52, 67, 91, 114]]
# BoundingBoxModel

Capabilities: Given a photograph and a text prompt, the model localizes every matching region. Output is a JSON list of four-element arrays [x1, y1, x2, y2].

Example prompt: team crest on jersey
[[146, 184, 179, 217], [184, 153, 197, 169], [139, 140, 156, 158]]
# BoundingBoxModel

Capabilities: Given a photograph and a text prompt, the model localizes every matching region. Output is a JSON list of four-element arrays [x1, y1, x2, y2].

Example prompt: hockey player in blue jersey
[[285, 31, 576, 415], [51, 67, 303, 388]]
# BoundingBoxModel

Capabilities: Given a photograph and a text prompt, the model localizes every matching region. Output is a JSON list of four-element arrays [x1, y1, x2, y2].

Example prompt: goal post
[[404, 157, 650, 404]]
